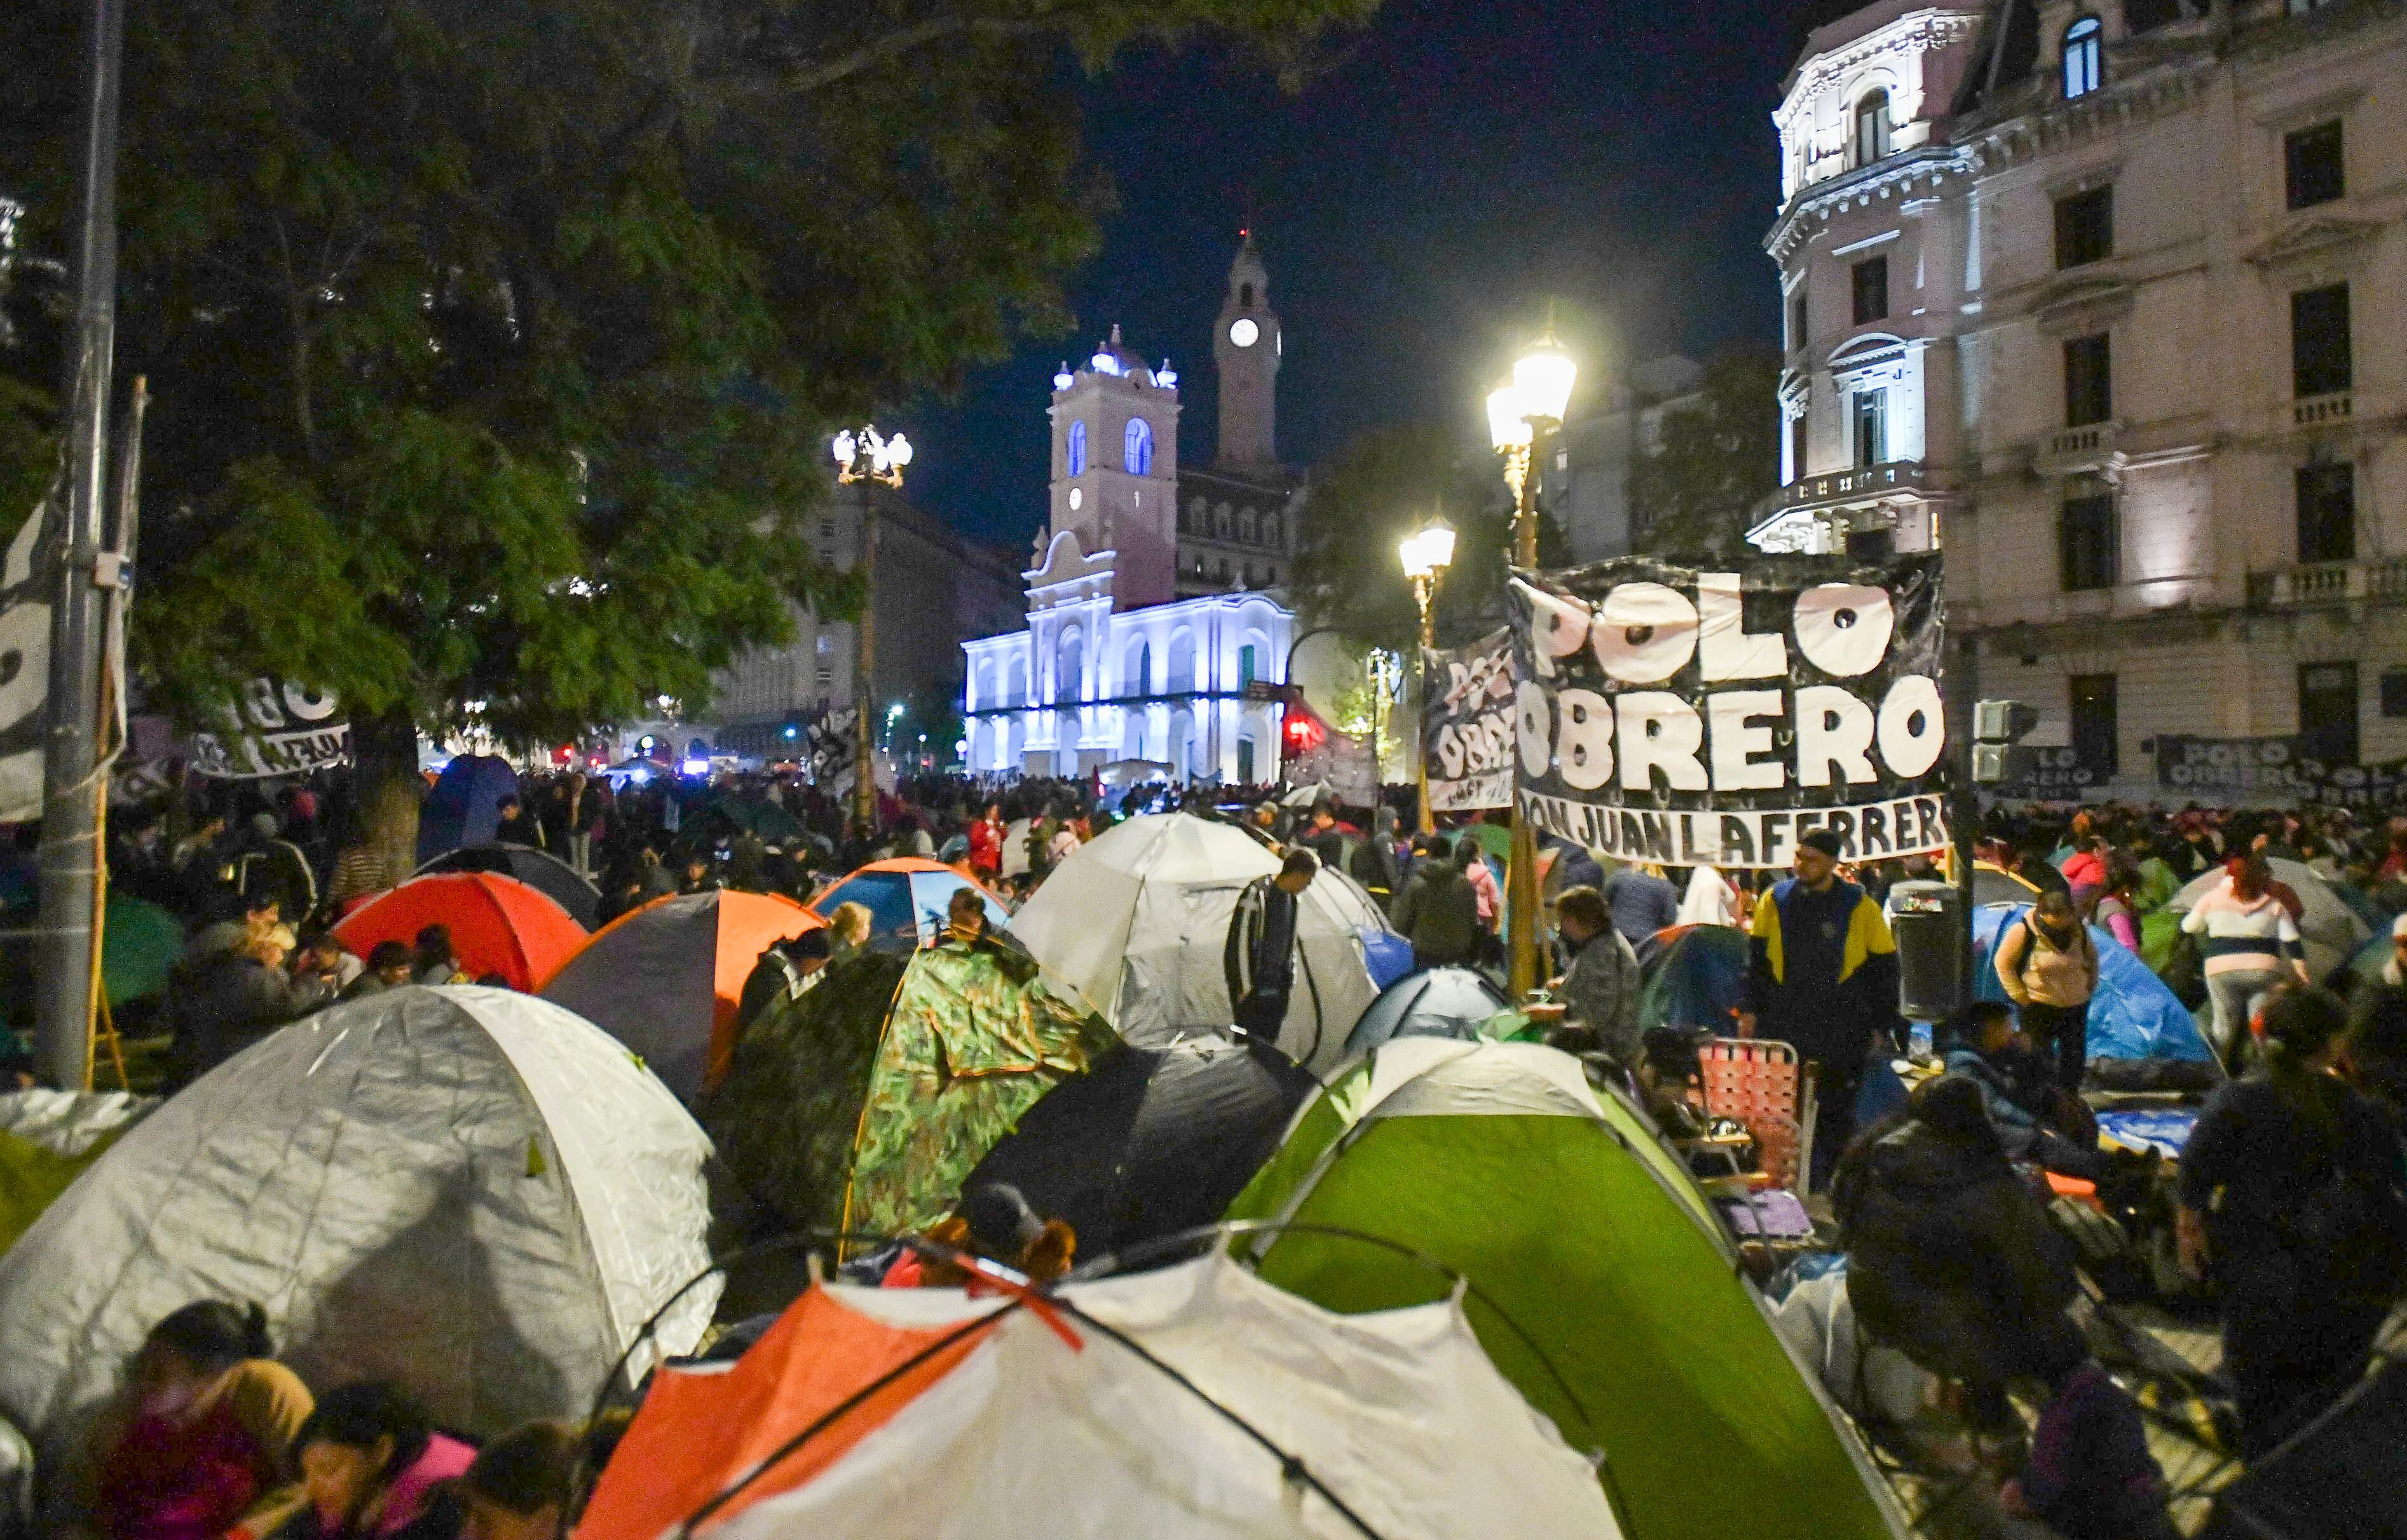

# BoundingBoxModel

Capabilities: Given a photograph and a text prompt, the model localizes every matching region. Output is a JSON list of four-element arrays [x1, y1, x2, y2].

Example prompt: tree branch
[[777, 11, 1072, 96]]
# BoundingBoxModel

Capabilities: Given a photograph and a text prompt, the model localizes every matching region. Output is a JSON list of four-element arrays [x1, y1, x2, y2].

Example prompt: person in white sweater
[[2181, 854, 2308, 1068]]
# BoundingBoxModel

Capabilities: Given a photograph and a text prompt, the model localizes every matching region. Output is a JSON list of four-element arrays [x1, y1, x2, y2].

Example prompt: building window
[[1214, 505, 1232, 538], [2062, 16, 2103, 99], [1787, 289, 1808, 351], [1267, 564, 1278, 583], [2069, 674, 2119, 775], [2053, 186, 2113, 268], [816, 634, 834, 654], [2296, 461, 2356, 564], [1238, 645, 1257, 688], [1067, 418, 1087, 477], [1851, 256, 1888, 325], [2064, 334, 2113, 426], [1789, 412, 1808, 480], [2298, 661, 2359, 767], [2284, 120, 2344, 209], [1851, 90, 1892, 167], [2291, 283, 2351, 397], [815, 664, 833, 688], [1123, 417, 1153, 476], [1850, 389, 1886, 468], [1264, 514, 1281, 546], [1239, 281, 1254, 308], [2060, 490, 2119, 590]]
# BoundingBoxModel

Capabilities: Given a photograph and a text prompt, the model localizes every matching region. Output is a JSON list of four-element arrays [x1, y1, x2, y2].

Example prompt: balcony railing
[[1769, 460, 1926, 514], [2035, 421, 2120, 477], [2247, 555, 2407, 608], [2293, 391, 2354, 427]]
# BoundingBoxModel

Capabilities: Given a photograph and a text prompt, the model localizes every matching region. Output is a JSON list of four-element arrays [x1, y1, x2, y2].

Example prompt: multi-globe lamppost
[[831, 425, 913, 836], [1485, 327, 1578, 1000], [1397, 517, 1456, 836]]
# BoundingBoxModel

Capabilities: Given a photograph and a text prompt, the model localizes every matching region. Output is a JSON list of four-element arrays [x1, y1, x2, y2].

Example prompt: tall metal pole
[[852, 492, 878, 837], [34, 0, 126, 1091], [1506, 433, 1544, 1000], [1950, 627, 1979, 1005], [1412, 576, 1436, 836]]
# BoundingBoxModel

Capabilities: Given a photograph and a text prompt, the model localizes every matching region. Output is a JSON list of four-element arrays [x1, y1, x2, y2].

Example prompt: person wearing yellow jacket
[[1737, 828, 1902, 1188]]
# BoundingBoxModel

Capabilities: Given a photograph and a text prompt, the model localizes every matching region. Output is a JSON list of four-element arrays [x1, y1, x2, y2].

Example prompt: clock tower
[[1212, 233, 1280, 468]]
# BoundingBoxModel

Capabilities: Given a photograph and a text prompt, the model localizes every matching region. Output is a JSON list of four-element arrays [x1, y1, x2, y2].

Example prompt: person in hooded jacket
[[1834, 1073, 2080, 1434]]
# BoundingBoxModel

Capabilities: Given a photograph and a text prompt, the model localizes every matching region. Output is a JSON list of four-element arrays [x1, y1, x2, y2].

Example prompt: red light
[[1283, 714, 1323, 752]]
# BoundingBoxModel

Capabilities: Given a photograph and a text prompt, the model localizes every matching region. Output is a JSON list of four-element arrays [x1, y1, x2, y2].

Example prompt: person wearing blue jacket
[[1738, 828, 1901, 1187]]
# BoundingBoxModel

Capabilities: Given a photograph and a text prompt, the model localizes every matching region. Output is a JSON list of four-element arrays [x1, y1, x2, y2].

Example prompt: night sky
[[906, 0, 1851, 557]]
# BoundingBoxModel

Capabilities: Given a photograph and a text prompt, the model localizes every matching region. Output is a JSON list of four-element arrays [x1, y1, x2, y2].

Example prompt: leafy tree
[[0, 0, 1374, 851], [1627, 342, 1782, 565], [1290, 421, 1564, 657]]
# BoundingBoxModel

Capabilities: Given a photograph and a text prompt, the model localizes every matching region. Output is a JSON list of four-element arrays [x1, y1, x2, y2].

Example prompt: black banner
[[189, 678, 350, 779], [1421, 628, 1515, 812], [2153, 734, 2407, 811], [1506, 554, 1947, 868], [1989, 744, 2112, 800]]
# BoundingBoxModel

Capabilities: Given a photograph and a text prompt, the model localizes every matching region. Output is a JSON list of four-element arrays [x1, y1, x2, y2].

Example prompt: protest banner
[[1421, 627, 1516, 812], [189, 678, 350, 778], [1506, 553, 1947, 868], [2154, 733, 2407, 811]]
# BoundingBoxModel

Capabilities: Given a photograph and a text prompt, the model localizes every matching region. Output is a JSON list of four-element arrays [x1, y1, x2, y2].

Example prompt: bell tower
[[1211, 233, 1281, 468], [1045, 325, 1180, 610]]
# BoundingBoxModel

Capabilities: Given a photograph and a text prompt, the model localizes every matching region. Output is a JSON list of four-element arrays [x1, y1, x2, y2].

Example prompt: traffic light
[[1971, 698, 2040, 784]]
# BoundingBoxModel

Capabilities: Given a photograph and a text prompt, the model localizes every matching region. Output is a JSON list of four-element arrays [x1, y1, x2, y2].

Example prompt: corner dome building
[[962, 238, 1301, 784]]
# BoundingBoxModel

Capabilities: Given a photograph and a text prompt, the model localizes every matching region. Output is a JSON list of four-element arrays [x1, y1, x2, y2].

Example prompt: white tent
[[2167, 857, 2369, 981], [0, 987, 716, 1457], [1007, 813, 1396, 1072], [602, 1255, 1620, 1540]]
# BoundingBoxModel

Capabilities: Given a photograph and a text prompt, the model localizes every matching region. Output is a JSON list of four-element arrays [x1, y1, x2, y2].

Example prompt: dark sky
[[906, 0, 1840, 556]]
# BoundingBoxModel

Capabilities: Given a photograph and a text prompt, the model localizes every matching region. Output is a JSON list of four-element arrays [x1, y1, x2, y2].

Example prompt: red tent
[[332, 871, 587, 991]]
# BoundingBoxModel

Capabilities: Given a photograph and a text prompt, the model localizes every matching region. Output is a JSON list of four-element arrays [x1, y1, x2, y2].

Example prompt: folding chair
[[1699, 1037, 1818, 1192]]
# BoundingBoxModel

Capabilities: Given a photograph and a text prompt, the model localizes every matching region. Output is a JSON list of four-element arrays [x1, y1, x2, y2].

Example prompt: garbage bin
[[1887, 879, 1964, 1023]]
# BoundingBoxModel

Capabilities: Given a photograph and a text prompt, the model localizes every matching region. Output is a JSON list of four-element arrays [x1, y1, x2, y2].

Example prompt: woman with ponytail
[[2181, 852, 2308, 1069], [88, 1300, 314, 1539], [2176, 984, 2407, 1454]]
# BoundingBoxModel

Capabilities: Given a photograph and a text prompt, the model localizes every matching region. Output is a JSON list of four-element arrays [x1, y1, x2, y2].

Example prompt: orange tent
[[536, 890, 824, 1101], [332, 871, 586, 991], [575, 1286, 998, 1540]]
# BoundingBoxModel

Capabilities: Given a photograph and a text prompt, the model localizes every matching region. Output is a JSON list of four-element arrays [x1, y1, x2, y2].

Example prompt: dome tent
[[1226, 1037, 1904, 1540], [810, 858, 1009, 953], [416, 753, 522, 864], [333, 871, 587, 991], [0, 988, 715, 1459], [1973, 904, 2218, 1073], [1341, 965, 1517, 1058], [416, 843, 603, 929], [540, 890, 824, 1102], [1006, 812, 1400, 1073], [705, 939, 1114, 1249], [575, 1255, 1620, 1540]]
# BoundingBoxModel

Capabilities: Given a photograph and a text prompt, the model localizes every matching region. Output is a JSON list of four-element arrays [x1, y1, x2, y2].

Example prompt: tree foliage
[[1290, 421, 1562, 657], [1627, 342, 1782, 566], [0, 0, 1376, 749]]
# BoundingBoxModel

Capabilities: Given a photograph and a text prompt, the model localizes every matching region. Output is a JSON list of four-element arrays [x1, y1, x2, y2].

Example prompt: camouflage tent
[[704, 939, 1114, 1254]]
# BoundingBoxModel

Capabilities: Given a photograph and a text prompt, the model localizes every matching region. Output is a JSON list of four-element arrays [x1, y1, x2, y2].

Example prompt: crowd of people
[[15, 751, 2407, 1537]]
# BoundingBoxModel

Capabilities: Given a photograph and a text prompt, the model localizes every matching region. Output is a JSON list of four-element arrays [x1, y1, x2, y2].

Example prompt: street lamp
[[1398, 516, 1457, 835], [832, 425, 913, 835], [1488, 324, 1578, 1001]]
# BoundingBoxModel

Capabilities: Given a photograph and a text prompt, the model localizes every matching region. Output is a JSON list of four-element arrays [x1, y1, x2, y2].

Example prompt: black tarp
[[418, 843, 603, 929], [962, 1037, 1318, 1258]]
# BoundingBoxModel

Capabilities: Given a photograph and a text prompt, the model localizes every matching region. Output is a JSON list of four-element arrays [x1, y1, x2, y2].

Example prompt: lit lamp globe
[[1398, 519, 1456, 580], [830, 430, 856, 467], [1485, 382, 1533, 453], [1511, 336, 1578, 426], [883, 433, 914, 472]]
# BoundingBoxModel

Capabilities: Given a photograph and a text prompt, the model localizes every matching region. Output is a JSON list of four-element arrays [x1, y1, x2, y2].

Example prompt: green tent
[[102, 894, 184, 1007], [704, 937, 1114, 1255], [1226, 1037, 1904, 1540]]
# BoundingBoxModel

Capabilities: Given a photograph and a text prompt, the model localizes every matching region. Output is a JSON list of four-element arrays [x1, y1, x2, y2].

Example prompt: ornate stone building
[[1756, 0, 2407, 796], [962, 240, 1299, 782]]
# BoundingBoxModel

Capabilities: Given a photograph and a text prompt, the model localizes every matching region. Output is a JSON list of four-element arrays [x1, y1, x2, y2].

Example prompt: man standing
[[1225, 849, 1319, 1043], [1601, 861, 1681, 950], [1390, 835, 1480, 971], [1738, 828, 1901, 1187]]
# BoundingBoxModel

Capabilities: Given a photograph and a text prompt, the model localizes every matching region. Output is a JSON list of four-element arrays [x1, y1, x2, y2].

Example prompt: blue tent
[[1973, 904, 2214, 1064], [1343, 966, 1513, 1058], [416, 754, 522, 866]]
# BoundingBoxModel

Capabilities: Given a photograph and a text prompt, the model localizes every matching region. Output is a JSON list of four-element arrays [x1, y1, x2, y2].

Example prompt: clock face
[[1068, 487, 1083, 511], [1228, 317, 1260, 348]]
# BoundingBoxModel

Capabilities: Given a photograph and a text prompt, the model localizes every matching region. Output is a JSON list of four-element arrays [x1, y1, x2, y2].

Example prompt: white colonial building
[[1757, 0, 2407, 796], [962, 240, 1299, 782]]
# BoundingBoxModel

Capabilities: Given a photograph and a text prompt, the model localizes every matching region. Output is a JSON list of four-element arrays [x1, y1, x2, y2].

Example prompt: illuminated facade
[[1758, 0, 2407, 795]]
